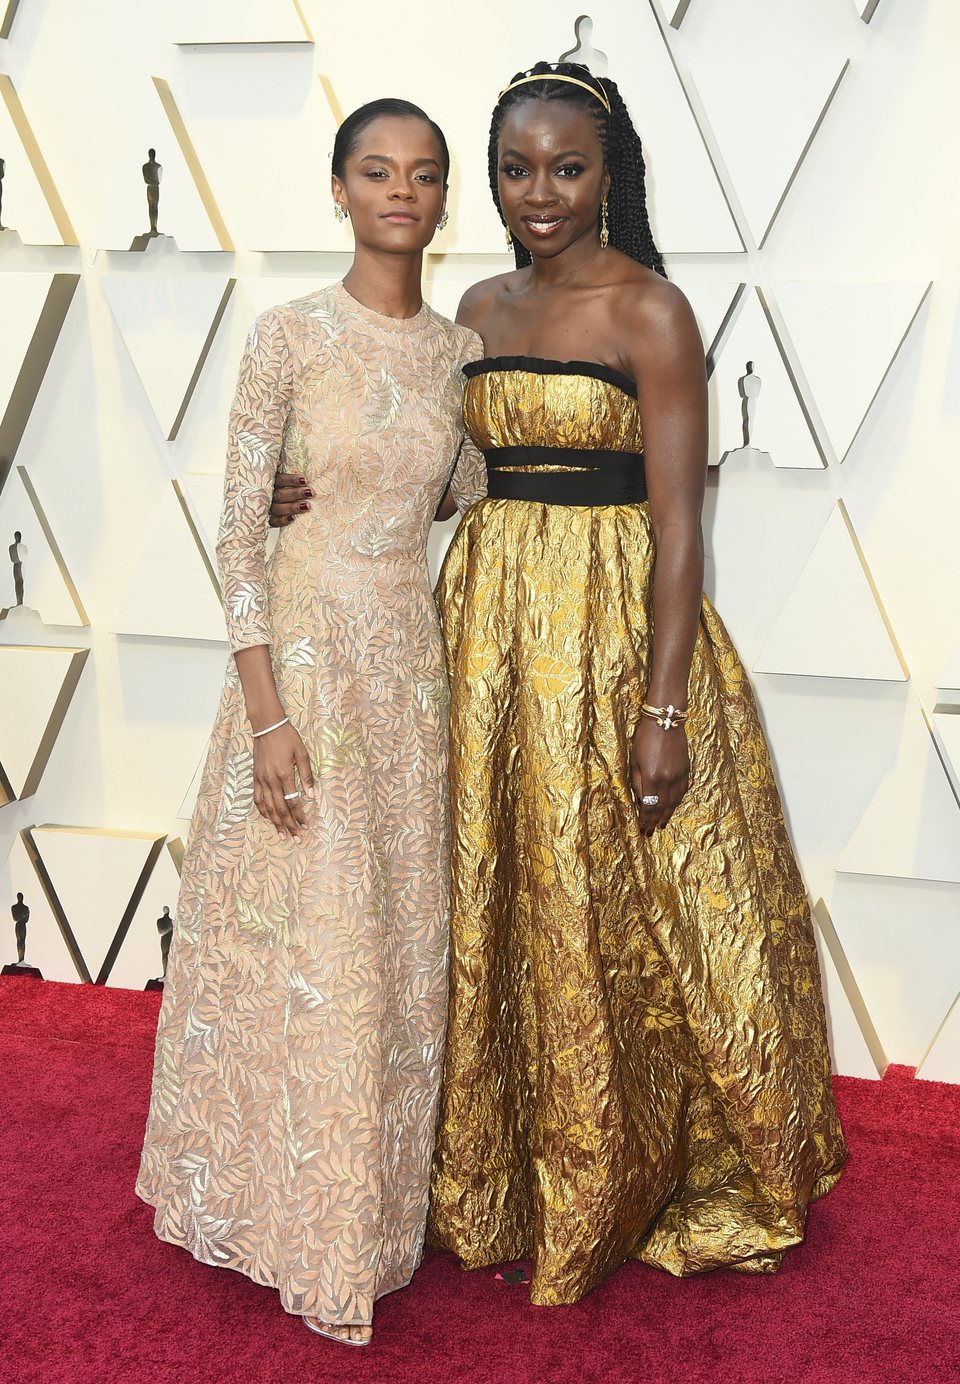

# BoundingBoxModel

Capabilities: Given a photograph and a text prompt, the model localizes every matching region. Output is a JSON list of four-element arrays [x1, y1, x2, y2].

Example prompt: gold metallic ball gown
[[427, 356, 847, 1305]]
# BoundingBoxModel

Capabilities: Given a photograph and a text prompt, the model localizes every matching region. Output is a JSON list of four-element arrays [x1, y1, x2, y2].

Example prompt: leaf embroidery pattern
[[137, 284, 480, 1323]]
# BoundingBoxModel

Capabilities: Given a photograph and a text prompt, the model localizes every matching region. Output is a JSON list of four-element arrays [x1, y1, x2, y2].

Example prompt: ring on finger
[[641, 794, 659, 806], [283, 791, 300, 801]]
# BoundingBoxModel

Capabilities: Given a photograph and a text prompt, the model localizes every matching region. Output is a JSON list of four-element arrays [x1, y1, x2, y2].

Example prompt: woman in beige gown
[[137, 100, 483, 1345]]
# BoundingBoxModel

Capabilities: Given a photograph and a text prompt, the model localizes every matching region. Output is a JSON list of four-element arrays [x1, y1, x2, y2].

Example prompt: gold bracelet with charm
[[640, 702, 689, 731]]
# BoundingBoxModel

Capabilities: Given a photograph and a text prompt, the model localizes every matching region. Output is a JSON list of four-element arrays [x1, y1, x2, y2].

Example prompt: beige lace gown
[[137, 282, 485, 1325]]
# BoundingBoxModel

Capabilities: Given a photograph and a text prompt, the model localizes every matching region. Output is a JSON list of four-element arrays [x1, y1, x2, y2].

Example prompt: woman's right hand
[[268, 472, 313, 527], [253, 722, 315, 839]]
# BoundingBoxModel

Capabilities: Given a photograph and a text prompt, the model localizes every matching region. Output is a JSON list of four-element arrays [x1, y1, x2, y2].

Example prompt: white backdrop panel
[[0, 0, 956, 1087], [0, 832, 80, 980], [678, 0, 849, 244], [830, 873, 960, 1066], [775, 281, 930, 463]]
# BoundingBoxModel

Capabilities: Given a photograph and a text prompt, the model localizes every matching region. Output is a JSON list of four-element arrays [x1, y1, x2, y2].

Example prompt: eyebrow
[[359, 154, 442, 168], [500, 148, 592, 161]]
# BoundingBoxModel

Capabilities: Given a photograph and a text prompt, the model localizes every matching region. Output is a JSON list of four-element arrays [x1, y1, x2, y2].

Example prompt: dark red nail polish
[[299, 503, 309, 511]]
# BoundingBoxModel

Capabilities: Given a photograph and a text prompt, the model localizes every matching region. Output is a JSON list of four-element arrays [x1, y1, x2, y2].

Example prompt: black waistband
[[484, 446, 647, 507]]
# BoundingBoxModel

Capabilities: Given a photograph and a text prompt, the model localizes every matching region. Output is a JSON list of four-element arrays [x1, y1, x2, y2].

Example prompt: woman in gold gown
[[425, 63, 846, 1304]]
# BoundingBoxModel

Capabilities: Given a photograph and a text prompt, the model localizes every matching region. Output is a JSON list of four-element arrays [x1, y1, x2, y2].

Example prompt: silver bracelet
[[251, 716, 289, 739]]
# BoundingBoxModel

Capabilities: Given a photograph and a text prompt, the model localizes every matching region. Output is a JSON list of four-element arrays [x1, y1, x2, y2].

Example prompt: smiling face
[[497, 99, 609, 260], [332, 115, 447, 255]]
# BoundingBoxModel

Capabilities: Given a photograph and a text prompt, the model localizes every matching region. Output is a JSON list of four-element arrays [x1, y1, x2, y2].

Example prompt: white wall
[[1, 0, 958, 1080]]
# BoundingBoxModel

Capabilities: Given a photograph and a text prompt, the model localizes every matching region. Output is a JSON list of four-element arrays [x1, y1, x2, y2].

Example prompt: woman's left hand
[[630, 717, 690, 837]]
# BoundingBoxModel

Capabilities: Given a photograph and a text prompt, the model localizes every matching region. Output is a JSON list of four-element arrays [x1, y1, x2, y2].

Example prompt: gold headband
[[498, 72, 611, 115]]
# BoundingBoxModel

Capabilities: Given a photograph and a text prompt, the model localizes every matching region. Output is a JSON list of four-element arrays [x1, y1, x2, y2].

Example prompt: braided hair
[[487, 61, 665, 277]]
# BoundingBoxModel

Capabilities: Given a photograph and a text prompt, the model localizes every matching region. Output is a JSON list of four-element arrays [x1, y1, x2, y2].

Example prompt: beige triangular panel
[[701, 438, 836, 664], [0, 646, 88, 804], [0, 275, 78, 489], [937, 645, 960, 693], [111, 477, 226, 642], [89, 80, 225, 252], [0, 76, 76, 245], [680, 9, 847, 244], [1, 277, 60, 422], [104, 840, 183, 990], [590, 0, 741, 253], [838, 711, 960, 884], [176, 473, 225, 576], [932, 712, 960, 801], [774, 281, 930, 463], [150, 78, 235, 252], [171, 0, 310, 42], [829, 873, 960, 1065], [917, 992, 960, 1083], [754, 503, 907, 681], [27, 825, 165, 986], [178, 746, 207, 825], [0, 85, 67, 244], [711, 288, 823, 470], [0, 467, 87, 625], [0, 832, 83, 981], [169, 53, 341, 252], [667, 273, 742, 366], [1, 1, 22, 40], [811, 899, 886, 1079], [101, 274, 234, 440]]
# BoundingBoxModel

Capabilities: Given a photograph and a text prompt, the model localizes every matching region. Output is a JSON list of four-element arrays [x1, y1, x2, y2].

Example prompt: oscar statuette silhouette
[[145, 906, 173, 992], [2, 892, 43, 978]]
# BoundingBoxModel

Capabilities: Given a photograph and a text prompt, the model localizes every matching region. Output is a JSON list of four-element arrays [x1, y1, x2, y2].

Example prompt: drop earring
[[333, 203, 347, 223], [600, 198, 609, 249], [437, 209, 449, 230], [504, 224, 513, 248]]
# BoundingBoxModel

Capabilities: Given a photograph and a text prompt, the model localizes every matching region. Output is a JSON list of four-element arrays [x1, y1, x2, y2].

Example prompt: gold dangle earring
[[334, 203, 347, 223], [600, 197, 609, 249], [504, 224, 513, 248]]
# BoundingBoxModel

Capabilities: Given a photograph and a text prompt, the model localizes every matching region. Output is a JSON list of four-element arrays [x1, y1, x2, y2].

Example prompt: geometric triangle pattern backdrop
[[0, 0, 956, 1081]]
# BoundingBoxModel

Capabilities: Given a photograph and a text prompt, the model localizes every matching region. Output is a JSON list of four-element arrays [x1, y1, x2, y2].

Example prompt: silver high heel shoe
[[303, 1316, 372, 1346]]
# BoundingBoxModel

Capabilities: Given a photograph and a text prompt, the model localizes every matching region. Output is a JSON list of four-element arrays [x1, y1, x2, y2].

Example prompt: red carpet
[[2, 978, 958, 1384]]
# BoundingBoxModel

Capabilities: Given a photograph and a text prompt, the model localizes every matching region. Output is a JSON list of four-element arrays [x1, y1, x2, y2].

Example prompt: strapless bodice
[[462, 356, 644, 455], [462, 356, 646, 506]]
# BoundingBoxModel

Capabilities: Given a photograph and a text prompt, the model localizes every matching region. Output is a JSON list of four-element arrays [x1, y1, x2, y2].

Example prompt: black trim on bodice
[[483, 446, 646, 506], [465, 357, 645, 506], [485, 455, 646, 506]]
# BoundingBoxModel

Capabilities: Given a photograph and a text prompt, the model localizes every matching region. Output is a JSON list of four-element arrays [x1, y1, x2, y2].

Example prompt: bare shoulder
[[612, 270, 702, 375], [456, 269, 523, 333], [616, 270, 696, 341]]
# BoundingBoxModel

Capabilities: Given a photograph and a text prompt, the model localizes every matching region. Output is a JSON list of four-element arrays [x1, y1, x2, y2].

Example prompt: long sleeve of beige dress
[[137, 282, 483, 1326]]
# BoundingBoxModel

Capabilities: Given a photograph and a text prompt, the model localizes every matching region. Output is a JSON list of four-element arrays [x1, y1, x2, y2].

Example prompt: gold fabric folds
[[428, 366, 846, 1305]]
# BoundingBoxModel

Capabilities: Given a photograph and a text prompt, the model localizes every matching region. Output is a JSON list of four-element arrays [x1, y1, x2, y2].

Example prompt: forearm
[[234, 645, 285, 731], [435, 486, 457, 521], [646, 520, 703, 708]]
